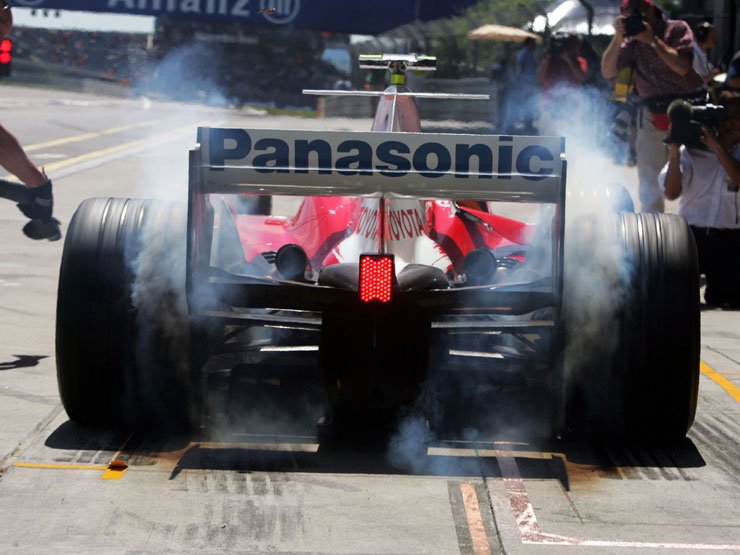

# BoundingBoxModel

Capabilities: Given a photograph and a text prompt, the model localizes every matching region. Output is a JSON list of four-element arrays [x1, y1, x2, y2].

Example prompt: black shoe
[[16, 180, 61, 241], [22, 217, 62, 241]]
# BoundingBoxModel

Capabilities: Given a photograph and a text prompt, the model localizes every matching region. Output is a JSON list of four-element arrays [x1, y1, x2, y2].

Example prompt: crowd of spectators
[[10, 25, 347, 108], [495, 33, 612, 138], [11, 26, 148, 82], [143, 44, 346, 108], [493, 0, 739, 308]]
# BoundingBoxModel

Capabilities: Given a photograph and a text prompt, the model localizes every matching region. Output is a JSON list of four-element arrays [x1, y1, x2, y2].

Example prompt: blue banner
[[10, 0, 478, 34]]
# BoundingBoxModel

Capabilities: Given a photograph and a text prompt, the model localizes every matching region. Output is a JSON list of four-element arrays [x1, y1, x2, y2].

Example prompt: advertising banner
[[10, 0, 478, 34]]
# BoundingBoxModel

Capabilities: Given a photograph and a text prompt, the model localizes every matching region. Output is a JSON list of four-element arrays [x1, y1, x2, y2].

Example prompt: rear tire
[[56, 198, 193, 429], [564, 212, 699, 440]]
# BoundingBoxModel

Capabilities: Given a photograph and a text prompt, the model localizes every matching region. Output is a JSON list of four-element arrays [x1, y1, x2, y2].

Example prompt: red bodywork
[[215, 83, 538, 279], [228, 198, 535, 276]]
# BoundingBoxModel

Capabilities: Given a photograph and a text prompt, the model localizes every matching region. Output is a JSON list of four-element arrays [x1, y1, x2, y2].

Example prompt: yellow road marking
[[15, 460, 129, 480], [460, 483, 491, 555], [101, 460, 128, 480], [14, 432, 134, 480], [24, 120, 161, 152], [100, 431, 134, 481], [39, 121, 206, 174], [197, 441, 319, 453], [4, 120, 207, 181], [701, 361, 740, 403], [14, 462, 108, 471], [429, 447, 554, 459]]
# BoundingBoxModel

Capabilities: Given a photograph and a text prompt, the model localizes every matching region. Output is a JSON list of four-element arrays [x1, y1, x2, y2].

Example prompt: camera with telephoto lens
[[547, 35, 567, 56], [623, 0, 647, 36], [666, 99, 727, 149]]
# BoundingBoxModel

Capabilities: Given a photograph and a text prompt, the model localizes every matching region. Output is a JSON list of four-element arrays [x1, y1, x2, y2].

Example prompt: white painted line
[[496, 454, 740, 550]]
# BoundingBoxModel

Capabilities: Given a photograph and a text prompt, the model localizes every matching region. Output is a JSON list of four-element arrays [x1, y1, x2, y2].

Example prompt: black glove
[[17, 179, 54, 222]]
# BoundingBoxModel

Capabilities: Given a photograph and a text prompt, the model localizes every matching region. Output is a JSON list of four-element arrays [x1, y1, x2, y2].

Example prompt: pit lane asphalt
[[0, 84, 739, 554]]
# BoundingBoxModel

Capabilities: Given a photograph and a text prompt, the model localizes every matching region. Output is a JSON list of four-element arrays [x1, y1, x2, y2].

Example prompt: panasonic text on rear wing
[[193, 128, 566, 203]]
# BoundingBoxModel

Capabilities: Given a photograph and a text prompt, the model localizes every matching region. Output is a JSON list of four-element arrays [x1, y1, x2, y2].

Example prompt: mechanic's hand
[[17, 179, 53, 222]]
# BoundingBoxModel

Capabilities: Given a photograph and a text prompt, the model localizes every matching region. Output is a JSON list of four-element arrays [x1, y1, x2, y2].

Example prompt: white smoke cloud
[[388, 81, 637, 460]]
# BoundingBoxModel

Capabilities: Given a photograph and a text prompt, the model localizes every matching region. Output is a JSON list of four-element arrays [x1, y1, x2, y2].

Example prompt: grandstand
[[9, 22, 348, 109], [11, 26, 149, 83]]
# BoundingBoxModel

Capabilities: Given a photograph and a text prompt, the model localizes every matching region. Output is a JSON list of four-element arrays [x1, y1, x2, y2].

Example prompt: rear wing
[[190, 127, 566, 203], [304, 53, 490, 100], [186, 128, 567, 314]]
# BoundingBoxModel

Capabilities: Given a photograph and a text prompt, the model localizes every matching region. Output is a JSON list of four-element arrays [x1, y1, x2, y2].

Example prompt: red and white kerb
[[359, 255, 394, 303]]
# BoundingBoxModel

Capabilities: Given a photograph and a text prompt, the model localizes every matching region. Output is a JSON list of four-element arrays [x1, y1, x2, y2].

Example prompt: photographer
[[0, 0, 59, 240], [659, 92, 740, 308], [537, 34, 588, 125], [537, 34, 588, 92], [692, 22, 721, 86], [601, 0, 703, 213]]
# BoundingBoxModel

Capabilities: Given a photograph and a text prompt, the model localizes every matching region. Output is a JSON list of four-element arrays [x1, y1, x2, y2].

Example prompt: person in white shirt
[[692, 22, 720, 85], [659, 91, 740, 307]]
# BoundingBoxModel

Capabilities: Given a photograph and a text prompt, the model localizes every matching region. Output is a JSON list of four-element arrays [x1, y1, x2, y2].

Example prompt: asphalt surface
[[0, 84, 739, 554]]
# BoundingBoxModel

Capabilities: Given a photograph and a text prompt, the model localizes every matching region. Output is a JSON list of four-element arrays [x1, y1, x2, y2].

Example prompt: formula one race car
[[56, 55, 699, 440]]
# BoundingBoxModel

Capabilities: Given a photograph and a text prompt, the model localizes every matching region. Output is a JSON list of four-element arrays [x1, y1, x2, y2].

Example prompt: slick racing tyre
[[56, 198, 193, 429], [563, 212, 699, 440]]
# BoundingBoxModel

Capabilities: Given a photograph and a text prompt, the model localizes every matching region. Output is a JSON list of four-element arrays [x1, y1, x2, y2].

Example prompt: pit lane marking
[[32, 120, 212, 176], [3, 120, 212, 183], [494, 453, 740, 550], [460, 483, 493, 554], [14, 462, 108, 471], [13, 460, 129, 480], [12, 431, 133, 480], [23, 120, 161, 153], [701, 362, 740, 403]]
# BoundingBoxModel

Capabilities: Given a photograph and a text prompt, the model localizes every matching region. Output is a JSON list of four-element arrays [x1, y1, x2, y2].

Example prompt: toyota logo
[[259, 0, 300, 25]]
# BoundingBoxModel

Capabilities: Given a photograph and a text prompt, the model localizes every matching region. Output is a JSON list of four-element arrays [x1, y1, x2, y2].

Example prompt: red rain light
[[0, 40, 12, 53], [359, 254, 394, 303]]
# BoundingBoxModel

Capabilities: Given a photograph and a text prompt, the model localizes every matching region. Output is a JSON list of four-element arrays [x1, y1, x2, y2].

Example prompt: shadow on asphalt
[[0, 355, 48, 370], [43, 385, 706, 492]]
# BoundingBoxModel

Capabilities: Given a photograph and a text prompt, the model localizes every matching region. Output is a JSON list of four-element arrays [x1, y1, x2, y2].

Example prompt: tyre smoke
[[387, 83, 637, 469]]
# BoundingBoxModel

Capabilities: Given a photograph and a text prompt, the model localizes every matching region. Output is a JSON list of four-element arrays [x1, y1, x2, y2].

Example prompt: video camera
[[624, 0, 647, 37], [666, 99, 727, 148]]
